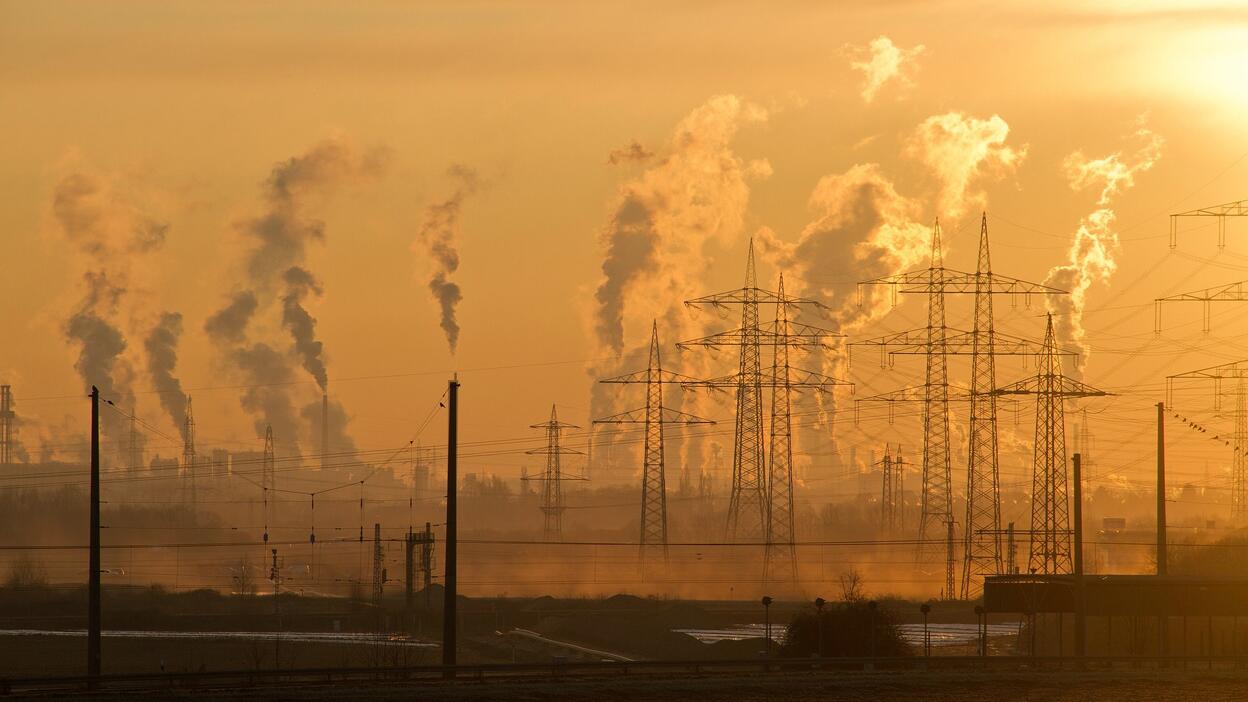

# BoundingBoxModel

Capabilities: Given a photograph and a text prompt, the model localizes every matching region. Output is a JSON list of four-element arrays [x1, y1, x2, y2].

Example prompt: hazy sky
[[2, 1, 1248, 515]]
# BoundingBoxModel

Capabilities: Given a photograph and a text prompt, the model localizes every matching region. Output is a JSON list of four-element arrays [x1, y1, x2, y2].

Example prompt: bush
[[779, 601, 910, 658], [5, 554, 48, 590]]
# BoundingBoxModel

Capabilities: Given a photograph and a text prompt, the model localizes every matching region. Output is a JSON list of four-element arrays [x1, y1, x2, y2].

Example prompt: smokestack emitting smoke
[[849, 35, 924, 103], [1045, 121, 1164, 373], [321, 390, 328, 470], [414, 164, 481, 354], [53, 169, 168, 453], [206, 137, 384, 446], [144, 311, 189, 438]]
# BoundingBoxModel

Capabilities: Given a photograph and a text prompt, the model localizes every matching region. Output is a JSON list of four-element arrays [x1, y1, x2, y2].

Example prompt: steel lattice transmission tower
[[524, 405, 584, 541], [854, 215, 1066, 598], [372, 523, 384, 606], [262, 424, 275, 543], [0, 386, 14, 466], [681, 249, 843, 552], [682, 270, 848, 582], [878, 444, 904, 534], [1169, 199, 1248, 249], [996, 314, 1108, 575], [597, 322, 712, 572], [1155, 279, 1248, 334], [1166, 360, 1248, 519], [183, 396, 197, 507]]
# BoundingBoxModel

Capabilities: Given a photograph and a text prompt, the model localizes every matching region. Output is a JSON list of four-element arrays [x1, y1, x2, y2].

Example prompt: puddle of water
[[676, 622, 1019, 647]]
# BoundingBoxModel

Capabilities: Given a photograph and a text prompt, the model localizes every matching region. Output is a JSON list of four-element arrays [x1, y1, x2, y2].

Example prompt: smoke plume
[[849, 36, 925, 103], [906, 112, 1027, 219], [281, 267, 327, 390], [53, 169, 168, 453], [607, 141, 654, 165], [414, 165, 481, 354], [144, 312, 188, 438], [1045, 122, 1163, 372], [208, 137, 384, 446], [204, 291, 258, 344], [593, 94, 769, 356]]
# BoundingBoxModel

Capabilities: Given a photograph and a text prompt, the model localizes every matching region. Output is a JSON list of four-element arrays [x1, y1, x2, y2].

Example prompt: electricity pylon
[[682, 271, 849, 583], [995, 314, 1108, 575], [878, 444, 904, 534], [182, 396, 197, 507], [262, 425, 275, 543], [523, 405, 584, 541], [1155, 279, 1248, 333], [597, 322, 712, 573], [1167, 360, 1248, 519], [855, 215, 1065, 598], [1169, 199, 1248, 249]]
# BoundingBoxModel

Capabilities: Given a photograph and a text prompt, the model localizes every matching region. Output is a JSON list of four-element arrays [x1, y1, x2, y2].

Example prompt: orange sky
[[2, 1, 1248, 519]]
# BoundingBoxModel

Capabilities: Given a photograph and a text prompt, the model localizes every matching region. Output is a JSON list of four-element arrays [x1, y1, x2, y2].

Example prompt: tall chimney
[[321, 389, 329, 471]]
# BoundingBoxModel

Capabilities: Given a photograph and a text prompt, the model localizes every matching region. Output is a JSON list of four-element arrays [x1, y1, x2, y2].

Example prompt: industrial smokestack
[[321, 389, 329, 470]]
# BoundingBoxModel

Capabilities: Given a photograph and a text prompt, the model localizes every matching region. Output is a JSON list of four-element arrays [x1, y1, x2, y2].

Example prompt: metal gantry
[[1155, 279, 1248, 333], [1166, 360, 1248, 519], [597, 322, 712, 572], [524, 405, 584, 542], [995, 314, 1108, 575], [1169, 199, 1248, 249], [855, 215, 1065, 598]]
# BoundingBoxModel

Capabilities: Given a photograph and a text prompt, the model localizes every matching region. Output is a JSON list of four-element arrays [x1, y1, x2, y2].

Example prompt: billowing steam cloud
[[281, 267, 327, 390], [757, 163, 929, 331], [588, 95, 769, 481], [1045, 122, 1164, 372], [593, 94, 770, 355], [207, 137, 385, 446], [144, 312, 188, 438], [849, 36, 925, 103], [907, 112, 1027, 219], [414, 165, 481, 354], [53, 170, 168, 454]]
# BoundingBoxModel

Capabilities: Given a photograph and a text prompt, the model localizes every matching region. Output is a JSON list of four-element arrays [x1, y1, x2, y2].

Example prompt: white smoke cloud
[[592, 94, 769, 356], [849, 36, 925, 103], [588, 94, 768, 482], [1045, 121, 1164, 373], [907, 112, 1027, 219]]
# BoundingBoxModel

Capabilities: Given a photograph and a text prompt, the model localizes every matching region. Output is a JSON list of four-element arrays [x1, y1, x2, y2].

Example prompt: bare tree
[[838, 568, 866, 603], [5, 554, 48, 589]]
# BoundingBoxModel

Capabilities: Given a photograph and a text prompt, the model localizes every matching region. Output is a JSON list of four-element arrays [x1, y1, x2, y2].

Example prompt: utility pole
[[88, 386, 101, 686], [1073, 452, 1086, 660], [995, 315, 1108, 575], [372, 523, 384, 608], [443, 377, 458, 670], [598, 322, 712, 576], [1157, 402, 1167, 576]]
